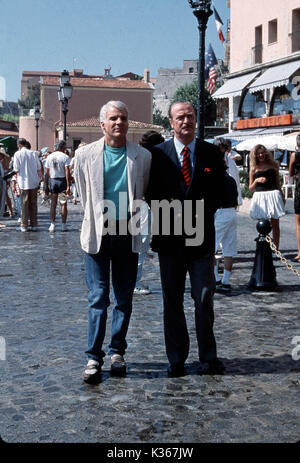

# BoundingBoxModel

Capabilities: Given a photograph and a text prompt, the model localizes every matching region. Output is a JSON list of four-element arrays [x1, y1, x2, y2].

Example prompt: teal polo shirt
[[103, 144, 128, 220]]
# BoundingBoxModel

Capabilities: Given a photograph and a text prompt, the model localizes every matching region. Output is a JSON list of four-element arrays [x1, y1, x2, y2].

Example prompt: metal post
[[35, 120, 39, 151], [188, 0, 213, 141], [62, 101, 68, 141]]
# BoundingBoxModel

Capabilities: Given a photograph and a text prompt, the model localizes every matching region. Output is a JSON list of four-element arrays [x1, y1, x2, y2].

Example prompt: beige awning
[[213, 71, 260, 99]]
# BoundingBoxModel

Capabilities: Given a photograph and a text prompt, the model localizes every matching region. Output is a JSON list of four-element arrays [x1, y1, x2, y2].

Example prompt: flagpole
[[188, 1, 213, 142]]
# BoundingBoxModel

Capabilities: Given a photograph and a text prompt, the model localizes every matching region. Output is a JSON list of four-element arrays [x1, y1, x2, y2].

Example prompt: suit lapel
[[90, 138, 105, 201], [126, 141, 138, 208]]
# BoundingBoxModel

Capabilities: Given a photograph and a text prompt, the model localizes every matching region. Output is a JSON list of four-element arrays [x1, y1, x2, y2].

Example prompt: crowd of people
[[1, 100, 300, 383]]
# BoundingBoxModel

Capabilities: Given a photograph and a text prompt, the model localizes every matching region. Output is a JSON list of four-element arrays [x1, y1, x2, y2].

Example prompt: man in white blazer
[[74, 101, 151, 383]]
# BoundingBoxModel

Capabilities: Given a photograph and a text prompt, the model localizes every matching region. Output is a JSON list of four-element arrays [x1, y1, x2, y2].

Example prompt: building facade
[[19, 70, 154, 150], [214, 0, 300, 141], [154, 60, 199, 117]]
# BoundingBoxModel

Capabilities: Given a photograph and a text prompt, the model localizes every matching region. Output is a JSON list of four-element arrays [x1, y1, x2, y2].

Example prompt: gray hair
[[99, 101, 129, 123]]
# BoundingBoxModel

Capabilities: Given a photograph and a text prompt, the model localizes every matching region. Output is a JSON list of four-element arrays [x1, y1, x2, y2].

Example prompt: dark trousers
[[158, 251, 217, 366]]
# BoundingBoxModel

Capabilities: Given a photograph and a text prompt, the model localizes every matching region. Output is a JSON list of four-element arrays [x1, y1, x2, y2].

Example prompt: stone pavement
[[0, 198, 299, 444]]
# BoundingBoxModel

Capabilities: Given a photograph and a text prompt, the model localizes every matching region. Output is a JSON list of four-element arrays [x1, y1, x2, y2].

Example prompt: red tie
[[182, 146, 192, 187]]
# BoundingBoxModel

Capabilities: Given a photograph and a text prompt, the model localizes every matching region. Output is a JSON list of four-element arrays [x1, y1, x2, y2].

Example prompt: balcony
[[252, 44, 263, 64]]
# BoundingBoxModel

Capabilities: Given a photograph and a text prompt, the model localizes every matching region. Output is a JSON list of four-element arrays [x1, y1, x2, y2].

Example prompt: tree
[[171, 80, 216, 126], [153, 108, 170, 130], [18, 83, 40, 110]]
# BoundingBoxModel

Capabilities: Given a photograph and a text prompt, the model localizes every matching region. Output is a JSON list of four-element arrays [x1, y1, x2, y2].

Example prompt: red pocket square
[[204, 168, 212, 172]]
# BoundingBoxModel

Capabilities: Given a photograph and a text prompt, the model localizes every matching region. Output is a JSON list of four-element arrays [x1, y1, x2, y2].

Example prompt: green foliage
[[18, 83, 40, 109], [170, 80, 216, 125], [1, 114, 19, 123], [153, 108, 170, 130], [239, 169, 253, 198]]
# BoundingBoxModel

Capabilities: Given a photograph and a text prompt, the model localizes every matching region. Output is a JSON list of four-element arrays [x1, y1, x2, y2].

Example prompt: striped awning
[[248, 60, 300, 93], [213, 71, 260, 99]]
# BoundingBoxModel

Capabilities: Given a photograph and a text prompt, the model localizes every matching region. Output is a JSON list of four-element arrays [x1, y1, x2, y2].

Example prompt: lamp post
[[57, 70, 73, 141], [34, 104, 41, 150], [188, 0, 213, 141]]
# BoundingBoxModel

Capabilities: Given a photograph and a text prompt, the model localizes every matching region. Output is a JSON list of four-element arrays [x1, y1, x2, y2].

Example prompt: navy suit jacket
[[145, 138, 226, 256]]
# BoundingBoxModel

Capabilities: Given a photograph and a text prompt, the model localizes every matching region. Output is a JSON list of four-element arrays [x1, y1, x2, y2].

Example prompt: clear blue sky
[[0, 0, 229, 102]]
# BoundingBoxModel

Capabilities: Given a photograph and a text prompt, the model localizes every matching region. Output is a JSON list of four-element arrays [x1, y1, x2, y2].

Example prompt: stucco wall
[[230, 0, 300, 73]]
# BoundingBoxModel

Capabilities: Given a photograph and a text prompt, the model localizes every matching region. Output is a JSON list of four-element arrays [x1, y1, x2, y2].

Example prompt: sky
[[0, 0, 229, 102]]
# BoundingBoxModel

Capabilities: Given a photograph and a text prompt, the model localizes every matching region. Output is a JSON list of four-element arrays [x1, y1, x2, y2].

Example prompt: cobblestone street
[[0, 198, 299, 444]]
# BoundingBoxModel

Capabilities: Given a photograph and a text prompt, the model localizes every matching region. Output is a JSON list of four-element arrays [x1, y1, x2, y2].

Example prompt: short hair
[[54, 140, 67, 151], [25, 141, 31, 149], [17, 138, 27, 147], [139, 130, 164, 149], [214, 137, 227, 148], [168, 101, 196, 119], [223, 139, 232, 150], [99, 101, 129, 123]]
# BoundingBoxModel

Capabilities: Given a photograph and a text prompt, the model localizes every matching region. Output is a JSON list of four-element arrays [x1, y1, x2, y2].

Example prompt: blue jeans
[[84, 234, 138, 363]]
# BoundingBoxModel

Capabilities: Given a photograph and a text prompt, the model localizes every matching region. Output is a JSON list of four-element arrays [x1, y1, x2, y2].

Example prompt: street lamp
[[34, 104, 41, 150], [57, 70, 73, 141], [188, 0, 213, 141]]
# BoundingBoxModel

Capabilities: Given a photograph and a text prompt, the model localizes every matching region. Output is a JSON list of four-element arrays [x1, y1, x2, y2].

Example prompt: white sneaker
[[134, 286, 152, 295], [61, 223, 68, 232], [48, 223, 55, 233]]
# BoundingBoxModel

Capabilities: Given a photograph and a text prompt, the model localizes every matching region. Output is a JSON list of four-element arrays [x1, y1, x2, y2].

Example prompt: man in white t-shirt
[[13, 138, 41, 232], [45, 140, 71, 232]]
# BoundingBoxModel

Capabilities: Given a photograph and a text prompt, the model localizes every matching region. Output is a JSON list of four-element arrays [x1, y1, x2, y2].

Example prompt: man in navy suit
[[146, 101, 226, 377]]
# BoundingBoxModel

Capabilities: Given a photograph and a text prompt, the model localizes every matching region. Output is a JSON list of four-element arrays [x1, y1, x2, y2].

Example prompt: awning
[[277, 132, 300, 151], [235, 135, 282, 151], [218, 128, 266, 141], [248, 60, 300, 93], [213, 71, 260, 99]]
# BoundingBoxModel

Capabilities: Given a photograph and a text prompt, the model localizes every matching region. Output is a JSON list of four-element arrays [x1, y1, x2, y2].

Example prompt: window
[[239, 90, 266, 119], [268, 19, 278, 44], [291, 9, 300, 52], [253, 25, 263, 64], [271, 82, 300, 115], [189, 67, 194, 74]]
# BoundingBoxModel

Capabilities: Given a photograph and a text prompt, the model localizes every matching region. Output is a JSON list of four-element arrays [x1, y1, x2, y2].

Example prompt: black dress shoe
[[167, 363, 186, 377], [198, 358, 225, 375]]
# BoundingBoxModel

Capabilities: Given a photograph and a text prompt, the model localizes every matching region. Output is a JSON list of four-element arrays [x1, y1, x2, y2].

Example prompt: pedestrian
[[13, 138, 41, 232], [214, 172, 238, 292], [215, 138, 243, 207], [0, 149, 14, 218], [74, 100, 151, 383], [145, 101, 226, 377], [11, 173, 21, 220], [288, 134, 300, 261], [0, 148, 7, 224], [44, 140, 71, 232], [134, 130, 165, 295], [249, 144, 285, 249]]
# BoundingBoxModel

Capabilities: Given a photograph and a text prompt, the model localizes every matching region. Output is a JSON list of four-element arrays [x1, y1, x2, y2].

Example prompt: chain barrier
[[265, 235, 300, 279]]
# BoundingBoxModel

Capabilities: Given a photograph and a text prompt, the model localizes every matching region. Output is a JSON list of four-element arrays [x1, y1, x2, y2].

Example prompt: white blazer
[[74, 137, 152, 254]]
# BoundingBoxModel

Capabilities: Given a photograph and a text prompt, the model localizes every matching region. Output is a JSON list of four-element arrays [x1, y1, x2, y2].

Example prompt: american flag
[[205, 43, 218, 95]]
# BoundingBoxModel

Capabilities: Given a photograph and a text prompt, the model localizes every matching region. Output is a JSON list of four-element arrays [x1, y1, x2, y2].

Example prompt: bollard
[[248, 219, 278, 291]]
